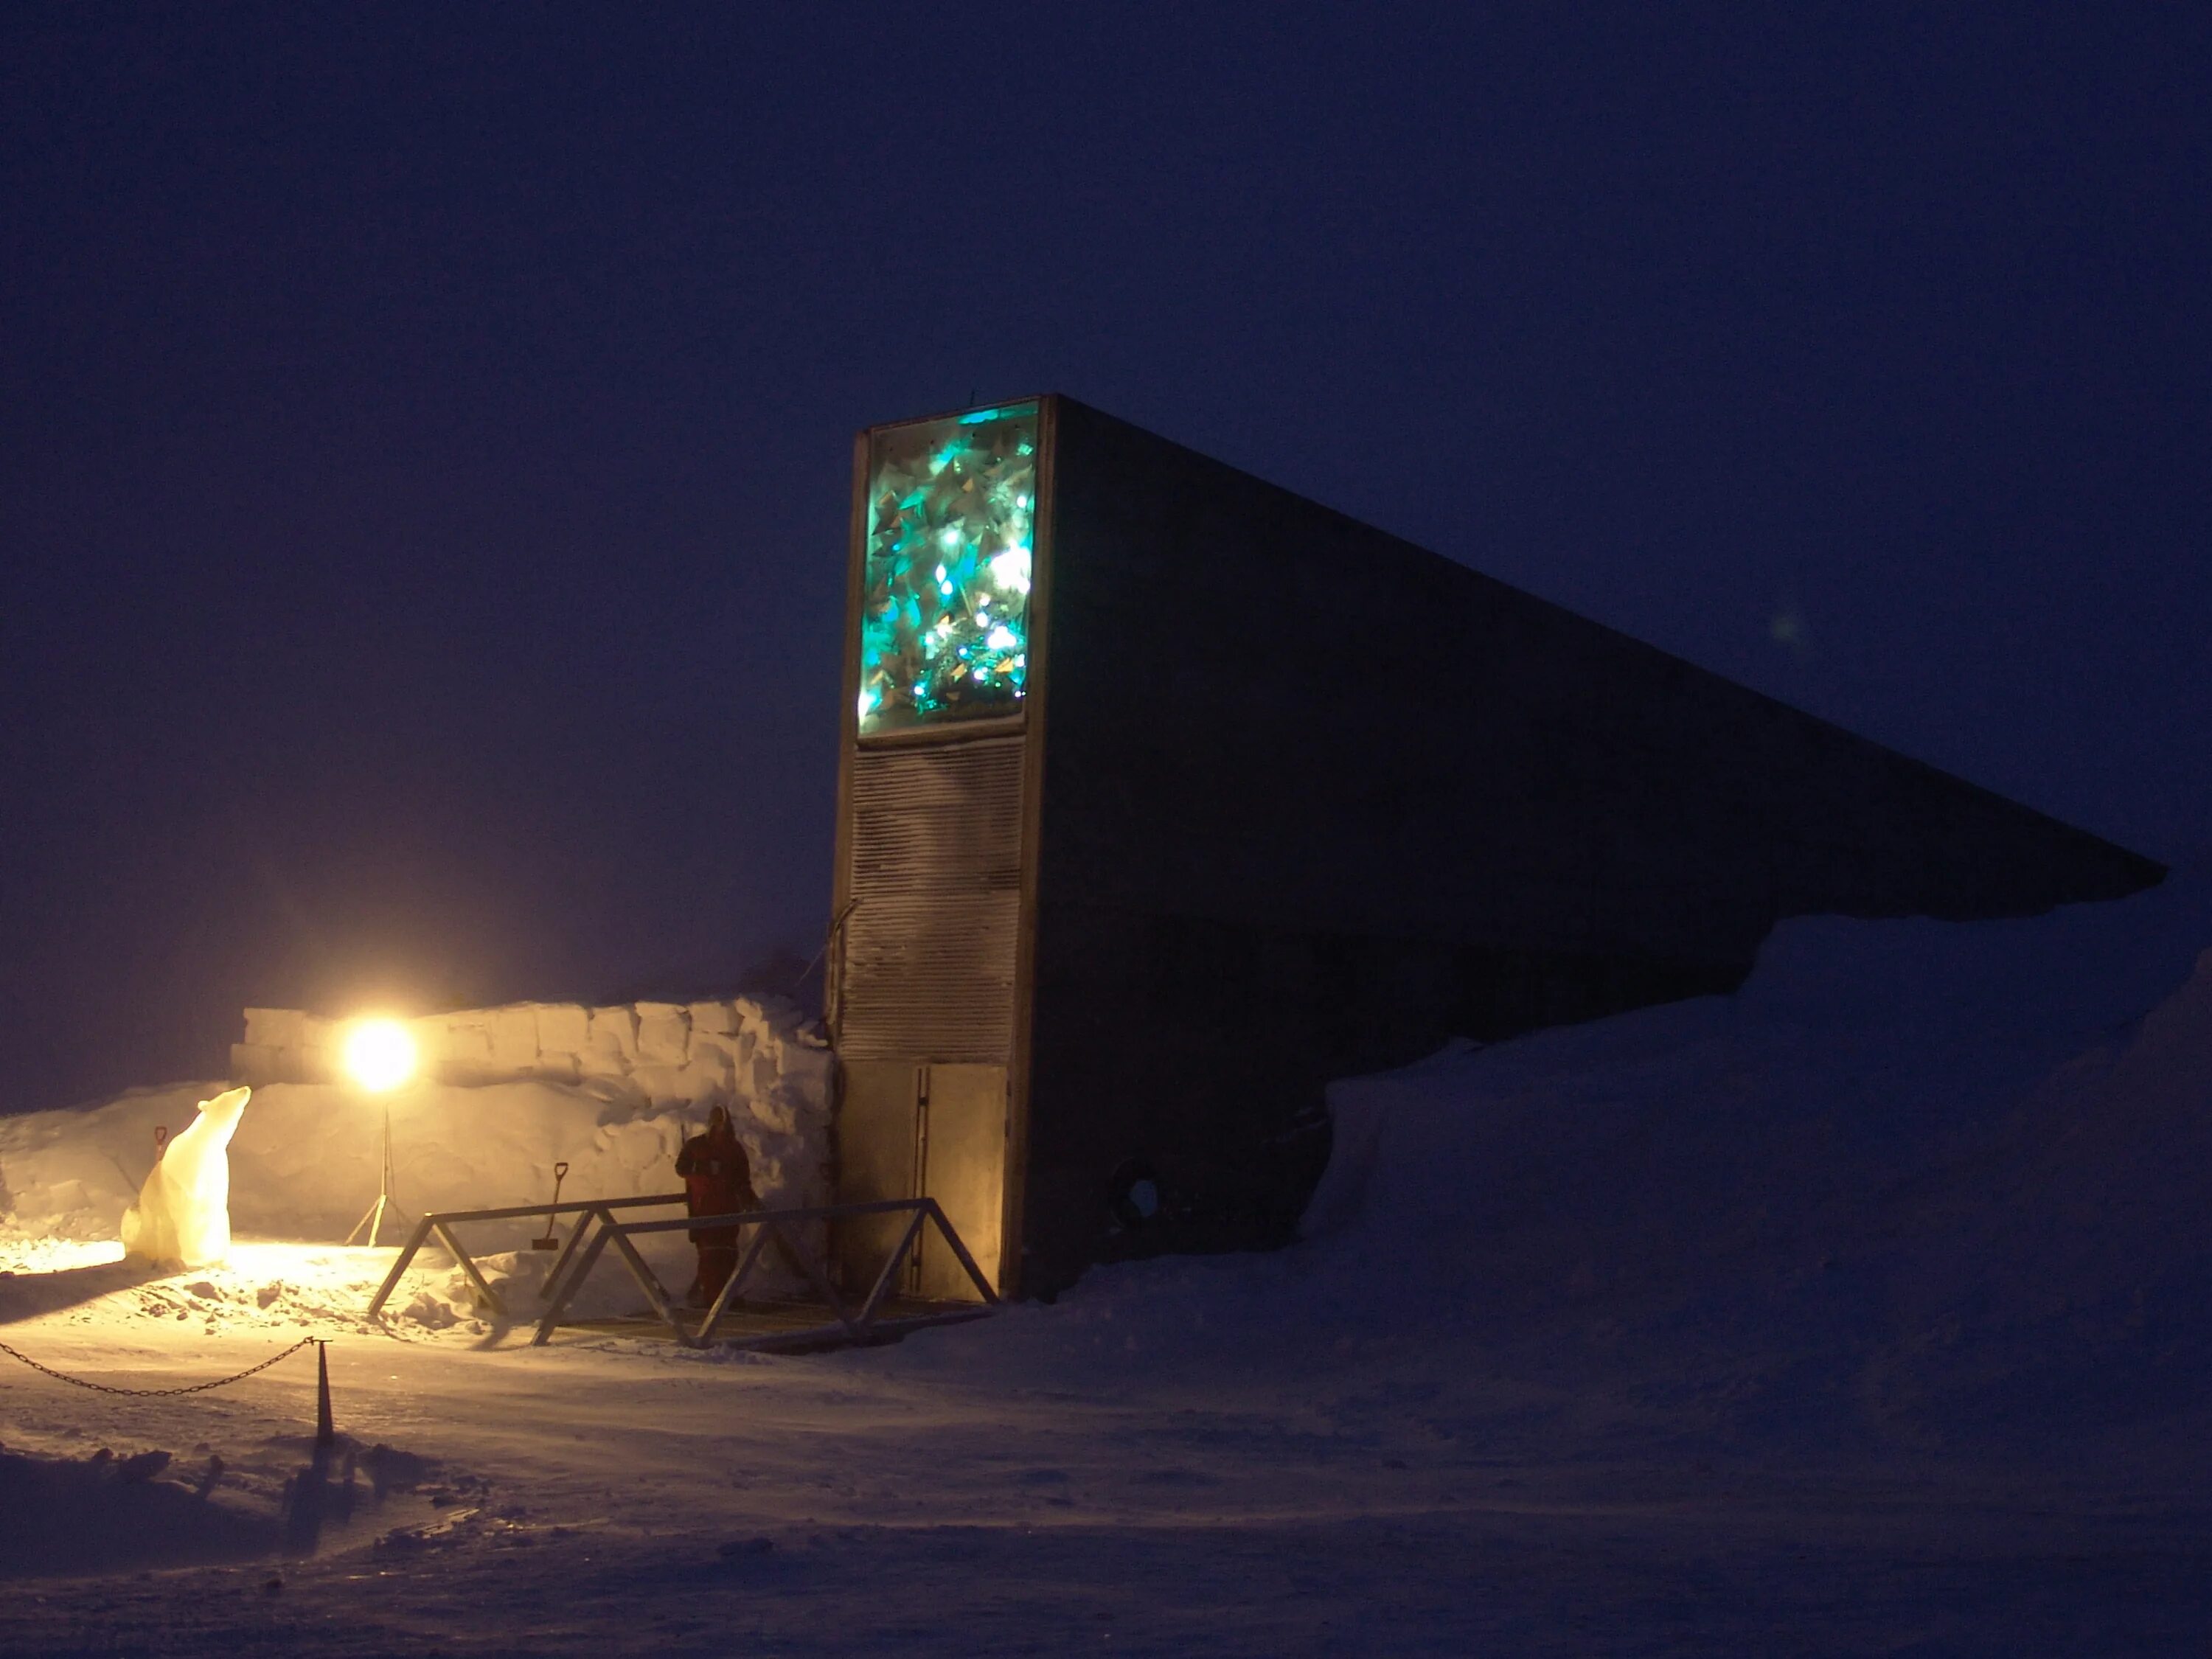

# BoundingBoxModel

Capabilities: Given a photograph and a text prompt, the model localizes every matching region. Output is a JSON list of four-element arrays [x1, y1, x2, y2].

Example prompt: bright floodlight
[[342, 1018, 417, 1092]]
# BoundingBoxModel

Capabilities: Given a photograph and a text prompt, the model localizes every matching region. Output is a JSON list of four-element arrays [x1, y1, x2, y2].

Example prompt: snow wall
[[229, 996, 820, 1101], [0, 996, 832, 1249]]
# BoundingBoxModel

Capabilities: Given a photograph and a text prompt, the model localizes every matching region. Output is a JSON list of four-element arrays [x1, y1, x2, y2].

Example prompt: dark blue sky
[[4, 7, 2206, 1112]]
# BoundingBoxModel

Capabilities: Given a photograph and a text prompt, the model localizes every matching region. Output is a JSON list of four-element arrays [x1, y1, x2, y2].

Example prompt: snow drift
[[1302, 860, 2212, 1460]]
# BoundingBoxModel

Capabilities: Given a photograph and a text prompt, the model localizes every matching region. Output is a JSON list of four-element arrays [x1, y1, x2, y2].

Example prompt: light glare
[[342, 1018, 417, 1092]]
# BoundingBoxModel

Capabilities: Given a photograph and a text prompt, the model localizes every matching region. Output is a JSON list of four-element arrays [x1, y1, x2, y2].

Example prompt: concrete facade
[[832, 397, 2163, 1298]]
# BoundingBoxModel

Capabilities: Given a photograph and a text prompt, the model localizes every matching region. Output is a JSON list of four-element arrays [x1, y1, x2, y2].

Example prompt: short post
[[314, 1340, 335, 1448]]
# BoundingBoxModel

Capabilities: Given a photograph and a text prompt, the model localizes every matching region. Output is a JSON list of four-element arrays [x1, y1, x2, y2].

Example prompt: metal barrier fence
[[366, 1192, 687, 1322], [366, 1192, 998, 1352], [536, 1196, 996, 1349], [1, 1335, 339, 1444]]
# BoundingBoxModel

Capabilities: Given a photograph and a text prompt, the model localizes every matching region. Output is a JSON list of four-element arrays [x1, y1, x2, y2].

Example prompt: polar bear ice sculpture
[[122, 1085, 252, 1269]]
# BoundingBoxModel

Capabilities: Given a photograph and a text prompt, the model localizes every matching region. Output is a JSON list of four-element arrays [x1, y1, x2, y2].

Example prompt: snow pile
[[0, 1443, 282, 1579], [0, 1433, 461, 1581], [1303, 863, 2212, 1458], [232, 995, 832, 1116]]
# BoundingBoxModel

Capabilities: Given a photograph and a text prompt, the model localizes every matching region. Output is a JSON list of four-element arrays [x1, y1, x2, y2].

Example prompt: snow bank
[[1301, 863, 2212, 1457], [1, 996, 832, 1256], [1316, 868, 2211, 1279], [230, 995, 831, 1114], [0, 1444, 280, 1578], [0, 1427, 462, 1581]]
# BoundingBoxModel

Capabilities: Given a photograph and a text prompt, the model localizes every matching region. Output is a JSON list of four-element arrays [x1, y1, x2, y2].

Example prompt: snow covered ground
[[3, 874, 2210, 1655]]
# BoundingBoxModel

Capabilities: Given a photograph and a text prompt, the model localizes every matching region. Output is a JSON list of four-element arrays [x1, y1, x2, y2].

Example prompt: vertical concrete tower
[[830, 399, 1045, 1303], [827, 396, 2160, 1301]]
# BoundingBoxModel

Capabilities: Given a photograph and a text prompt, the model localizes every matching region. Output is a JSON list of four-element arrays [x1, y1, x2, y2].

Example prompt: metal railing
[[366, 1192, 687, 1322], [534, 1196, 997, 1349], [364, 1192, 998, 1352]]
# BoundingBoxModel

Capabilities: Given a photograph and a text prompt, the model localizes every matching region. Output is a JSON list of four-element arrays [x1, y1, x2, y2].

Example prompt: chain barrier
[[0, 1335, 319, 1397]]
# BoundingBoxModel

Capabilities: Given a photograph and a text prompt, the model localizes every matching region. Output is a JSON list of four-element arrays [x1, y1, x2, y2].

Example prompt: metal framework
[[364, 1192, 998, 1352], [346, 1103, 409, 1247], [365, 1192, 684, 1321]]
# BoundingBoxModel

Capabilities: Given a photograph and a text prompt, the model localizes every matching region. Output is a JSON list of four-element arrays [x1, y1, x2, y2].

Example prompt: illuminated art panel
[[858, 403, 1037, 735]]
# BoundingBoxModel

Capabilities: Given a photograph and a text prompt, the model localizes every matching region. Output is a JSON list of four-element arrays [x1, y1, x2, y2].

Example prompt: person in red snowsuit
[[675, 1105, 757, 1307]]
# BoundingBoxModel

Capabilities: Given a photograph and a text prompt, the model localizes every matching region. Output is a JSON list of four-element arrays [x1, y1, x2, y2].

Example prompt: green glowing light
[[858, 403, 1037, 734]]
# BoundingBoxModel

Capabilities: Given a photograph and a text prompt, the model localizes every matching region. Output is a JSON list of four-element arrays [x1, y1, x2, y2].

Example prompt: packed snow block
[[591, 1115, 687, 1186], [689, 1027, 738, 1065], [741, 1121, 832, 1288], [225, 1081, 691, 1237], [737, 1127, 813, 1203], [531, 1049, 582, 1085], [260, 1015, 338, 1082], [243, 1008, 304, 1048], [751, 1062, 831, 1135], [742, 993, 808, 1040], [748, 1084, 800, 1135], [487, 1005, 539, 1070], [535, 1003, 590, 1061], [733, 996, 787, 1051], [228, 1043, 283, 1085], [208, 992, 807, 1192], [745, 1050, 781, 1106], [630, 1063, 726, 1110], [120, 1086, 251, 1269], [443, 1015, 494, 1066], [687, 999, 737, 1036], [636, 1002, 691, 1065], [779, 1042, 835, 1111], [583, 1006, 639, 1074], [681, 1034, 738, 1098]]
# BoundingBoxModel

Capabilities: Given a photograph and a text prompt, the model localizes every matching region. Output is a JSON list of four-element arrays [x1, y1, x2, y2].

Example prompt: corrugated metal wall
[[838, 734, 1026, 1061]]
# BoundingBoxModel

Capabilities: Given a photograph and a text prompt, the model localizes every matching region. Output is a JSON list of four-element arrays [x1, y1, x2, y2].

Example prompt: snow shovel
[[531, 1162, 570, 1250]]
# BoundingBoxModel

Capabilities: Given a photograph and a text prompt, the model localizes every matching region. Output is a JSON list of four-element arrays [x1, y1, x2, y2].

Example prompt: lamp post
[[341, 1018, 417, 1247]]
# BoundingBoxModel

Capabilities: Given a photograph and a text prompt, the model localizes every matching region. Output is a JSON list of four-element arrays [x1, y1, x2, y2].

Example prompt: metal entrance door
[[915, 1063, 1005, 1301], [834, 1060, 1005, 1303], [836, 1060, 924, 1296]]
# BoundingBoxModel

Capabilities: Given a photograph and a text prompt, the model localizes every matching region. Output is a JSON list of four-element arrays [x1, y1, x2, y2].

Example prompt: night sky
[[4, 8, 2206, 1115]]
